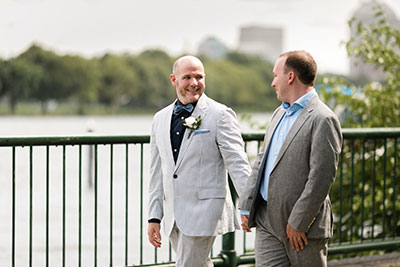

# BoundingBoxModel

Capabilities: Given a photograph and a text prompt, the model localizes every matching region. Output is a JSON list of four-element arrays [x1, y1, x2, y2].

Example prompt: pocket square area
[[194, 129, 210, 135]]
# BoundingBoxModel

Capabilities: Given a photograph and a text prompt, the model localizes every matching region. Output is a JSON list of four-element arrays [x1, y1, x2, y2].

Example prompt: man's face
[[170, 59, 205, 105], [271, 56, 290, 102]]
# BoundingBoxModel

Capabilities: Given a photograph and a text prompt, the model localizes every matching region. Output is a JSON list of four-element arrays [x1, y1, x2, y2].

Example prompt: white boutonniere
[[182, 115, 202, 138]]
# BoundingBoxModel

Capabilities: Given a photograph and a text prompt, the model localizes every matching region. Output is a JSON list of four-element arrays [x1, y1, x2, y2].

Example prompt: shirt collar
[[282, 89, 317, 115]]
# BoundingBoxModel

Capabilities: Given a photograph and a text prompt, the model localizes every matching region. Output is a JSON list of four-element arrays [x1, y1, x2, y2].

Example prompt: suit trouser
[[255, 199, 328, 267], [169, 223, 216, 267]]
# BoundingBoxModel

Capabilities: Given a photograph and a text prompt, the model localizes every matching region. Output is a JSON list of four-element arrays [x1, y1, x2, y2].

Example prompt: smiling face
[[170, 57, 205, 105]]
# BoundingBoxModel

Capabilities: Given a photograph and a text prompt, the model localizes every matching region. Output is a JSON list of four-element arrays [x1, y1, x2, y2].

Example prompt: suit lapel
[[174, 94, 209, 172], [162, 103, 175, 168], [271, 96, 318, 172], [252, 108, 285, 202], [263, 108, 285, 155]]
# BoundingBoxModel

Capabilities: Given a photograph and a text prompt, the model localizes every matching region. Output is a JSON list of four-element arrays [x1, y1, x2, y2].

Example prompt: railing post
[[219, 177, 239, 267], [220, 232, 237, 267]]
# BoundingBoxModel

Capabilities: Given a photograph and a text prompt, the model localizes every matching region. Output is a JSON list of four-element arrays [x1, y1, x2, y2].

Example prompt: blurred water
[[0, 113, 269, 267]]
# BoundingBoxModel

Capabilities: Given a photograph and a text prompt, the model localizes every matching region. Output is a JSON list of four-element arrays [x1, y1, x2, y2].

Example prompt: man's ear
[[287, 71, 295, 85], [170, 74, 176, 87]]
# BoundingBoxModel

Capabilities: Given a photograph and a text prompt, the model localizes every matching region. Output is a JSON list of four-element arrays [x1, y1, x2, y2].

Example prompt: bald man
[[147, 55, 251, 267]]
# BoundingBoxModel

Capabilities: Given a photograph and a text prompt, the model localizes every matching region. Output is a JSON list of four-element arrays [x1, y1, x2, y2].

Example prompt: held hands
[[148, 222, 162, 248], [241, 215, 252, 232], [286, 223, 308, 251]]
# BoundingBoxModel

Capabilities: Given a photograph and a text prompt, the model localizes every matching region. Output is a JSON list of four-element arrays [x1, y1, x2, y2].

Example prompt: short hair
[[280, 50, 317, 86]]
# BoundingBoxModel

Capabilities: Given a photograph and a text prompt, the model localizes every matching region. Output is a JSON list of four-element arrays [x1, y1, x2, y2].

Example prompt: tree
[[317, 4, 400, 246], [19, 44, 71, 113], [0, 57, 42, 113], [132, 50, 174, 109], [59, 55, 100, 114], [205, 60, 269, 109], [97, 54, 140, 108], [318, 4, 400, 128]]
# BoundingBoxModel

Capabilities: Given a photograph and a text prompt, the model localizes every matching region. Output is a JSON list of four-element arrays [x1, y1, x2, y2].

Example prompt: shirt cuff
[[240, 209, 250, 215], [148, 218, 161, 224]]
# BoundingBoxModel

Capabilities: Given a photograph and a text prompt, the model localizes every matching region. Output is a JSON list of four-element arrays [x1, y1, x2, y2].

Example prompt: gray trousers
[[255, 200, 328, 267], [169, 223, 216, 267]]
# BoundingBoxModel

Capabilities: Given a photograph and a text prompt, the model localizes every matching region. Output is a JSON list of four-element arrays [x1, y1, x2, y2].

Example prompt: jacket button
[[173, 174, 178, 179]]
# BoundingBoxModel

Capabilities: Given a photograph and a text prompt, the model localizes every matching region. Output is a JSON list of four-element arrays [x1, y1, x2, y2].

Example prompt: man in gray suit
[[147, 55, 251, 267], [240, 50, 342, 267]]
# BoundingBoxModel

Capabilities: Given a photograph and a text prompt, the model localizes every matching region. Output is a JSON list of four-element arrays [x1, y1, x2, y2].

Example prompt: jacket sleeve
[[288, 115, 342, 232], [216, 108, 251, 198], [148, 117, 164, 221]]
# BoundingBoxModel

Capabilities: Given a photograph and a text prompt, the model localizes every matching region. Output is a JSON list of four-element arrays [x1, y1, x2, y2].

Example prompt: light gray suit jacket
[[148, 94, 251, 237], [239, 95, 342, 239]]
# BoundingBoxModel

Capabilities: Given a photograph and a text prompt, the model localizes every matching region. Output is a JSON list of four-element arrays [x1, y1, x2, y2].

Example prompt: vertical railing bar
[[243, 231, 246, 255], [382, 138, 387, 239], [63, 145, 66, 267], [78, 145, 82, 267], [110, 144, 114, 266], [125, 144, 129, 266], [338, 142, 344, 244], [5, 131, 399, 266], [372, 139, 376, 239], [46, 145, 50, 267], [169, 242, 172, 262], [350, 139, 355, 243], [12, 146, 16, 267], [29, 146, 33, 267], [361, 139, 366, 242], [243, 142, 248, 255], [393, 137, 398, 238], [94, 145, 98, 267], [140, 143, 144, 265]]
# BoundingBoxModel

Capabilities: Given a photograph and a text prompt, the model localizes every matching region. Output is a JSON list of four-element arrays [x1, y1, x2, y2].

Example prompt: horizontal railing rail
[[1, 128, 399, 267]]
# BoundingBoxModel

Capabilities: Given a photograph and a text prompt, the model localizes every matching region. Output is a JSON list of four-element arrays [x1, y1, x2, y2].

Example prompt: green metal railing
[[1, 128, 399, 267], [328, 128, 400, 255]]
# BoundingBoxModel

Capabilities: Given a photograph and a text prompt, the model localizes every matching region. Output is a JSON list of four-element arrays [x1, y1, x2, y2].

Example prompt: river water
[[0, 113, 270, 267]]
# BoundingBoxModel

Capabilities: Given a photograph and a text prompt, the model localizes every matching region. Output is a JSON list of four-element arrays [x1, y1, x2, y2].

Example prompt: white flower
[[182, 115, 202, 138], [184, 116, 196, 127]]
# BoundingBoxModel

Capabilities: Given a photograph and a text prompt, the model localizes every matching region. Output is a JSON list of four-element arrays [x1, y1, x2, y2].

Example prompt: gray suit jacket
[[148, 94, 251, 237], [239, 95, 342, 239]]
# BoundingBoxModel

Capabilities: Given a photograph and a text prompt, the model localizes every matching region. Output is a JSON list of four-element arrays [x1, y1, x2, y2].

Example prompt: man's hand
[[286, 224, 308, 251], [241, 215, 252, 232], [148, 222, 162, 248]]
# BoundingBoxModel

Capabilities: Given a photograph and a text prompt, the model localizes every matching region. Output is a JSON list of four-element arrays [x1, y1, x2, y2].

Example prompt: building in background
[[197, 36, 228, 59], [350, 1, 400, 82], [237, 25, 283, 62]]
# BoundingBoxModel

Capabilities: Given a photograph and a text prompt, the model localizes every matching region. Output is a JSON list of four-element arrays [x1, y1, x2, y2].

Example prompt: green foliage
[[134, 50, 174, 109], [329, 137, 400, 246], [0, 45, 278, 114], [97, 54, 139, 107], [19, 44, 75, 113], [318, 4, 400, 128], [319, 4, 400, 251], [0, 57, 42, 113], [205, 52, 278, 111]]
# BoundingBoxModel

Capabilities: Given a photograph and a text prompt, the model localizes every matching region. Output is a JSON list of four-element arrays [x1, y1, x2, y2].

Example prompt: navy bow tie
[[173, 102, 194, 115]]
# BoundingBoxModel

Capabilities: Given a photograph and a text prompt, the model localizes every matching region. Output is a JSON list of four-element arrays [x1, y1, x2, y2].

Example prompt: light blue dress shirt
[[260, 90, 317, 201], [240, 90, 317, 215]]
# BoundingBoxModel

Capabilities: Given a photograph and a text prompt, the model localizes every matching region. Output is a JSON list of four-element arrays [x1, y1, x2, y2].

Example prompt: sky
[[1, 0, 400, 75]]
